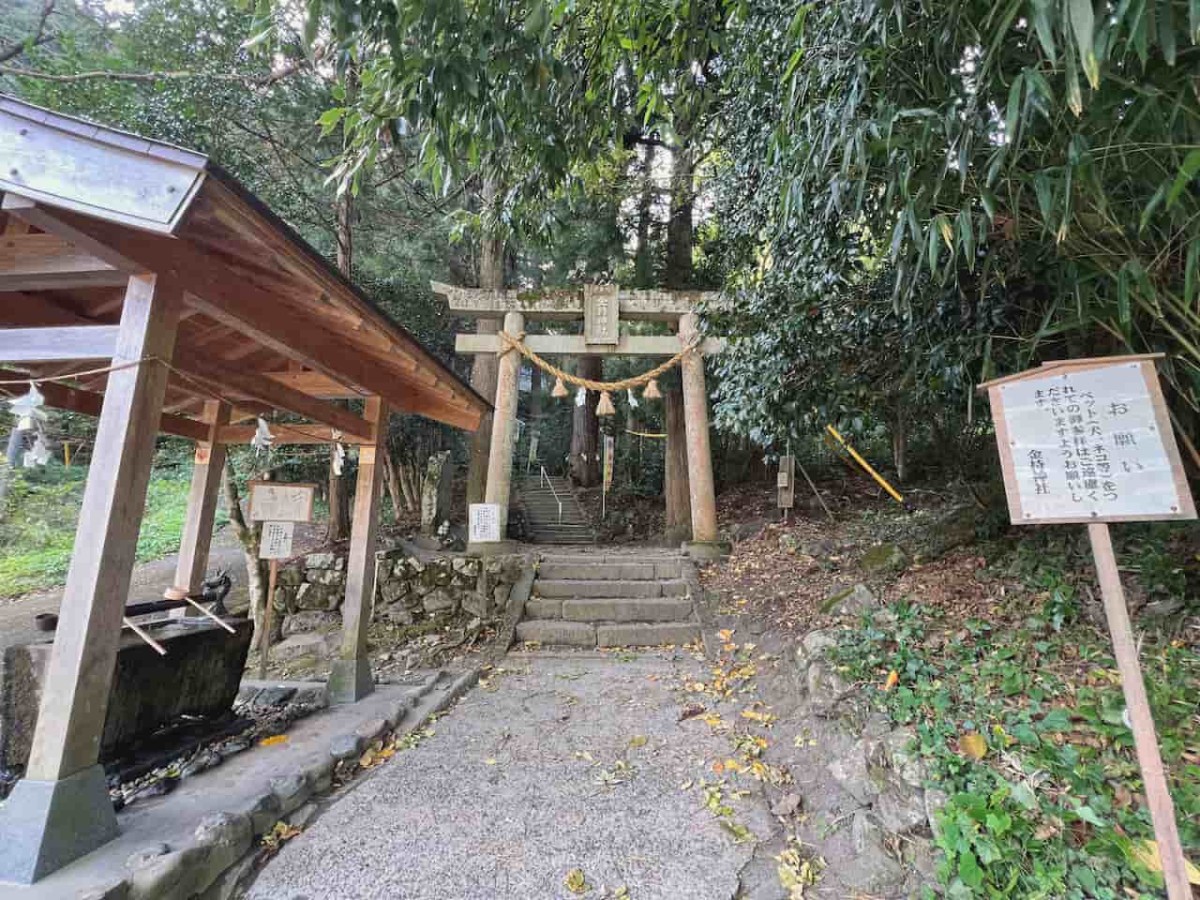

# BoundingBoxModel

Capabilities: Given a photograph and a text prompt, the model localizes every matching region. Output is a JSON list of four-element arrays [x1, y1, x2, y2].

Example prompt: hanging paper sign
[[518, 364, 533, 393], [249, 481, 316, 523], [603, 434, 615, 491], [259, 521, 295, 559], [469, 503, 502, 543], [984, 357, 1195, 524]]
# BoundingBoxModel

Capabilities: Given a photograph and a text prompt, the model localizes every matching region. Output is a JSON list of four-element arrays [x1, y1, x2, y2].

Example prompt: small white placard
[[469, 503, 502, 543], [260, 521, 295, 559], [249, 482, 315, 523], [992, 361, 1193, 523]]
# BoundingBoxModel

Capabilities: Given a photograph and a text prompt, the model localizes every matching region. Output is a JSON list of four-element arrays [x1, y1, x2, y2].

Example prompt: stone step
[[537, 561, 681, 581], [562, 597, 693, 623], [515, 619, 596, 646], [514, 619, 700, 647], [528, 534, 596, 545], [535, 579, 686, 599], [597, 622, 701, 647]]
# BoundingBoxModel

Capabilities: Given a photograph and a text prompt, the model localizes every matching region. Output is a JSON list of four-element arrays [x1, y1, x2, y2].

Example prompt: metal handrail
[[540, 465, 563, 524]]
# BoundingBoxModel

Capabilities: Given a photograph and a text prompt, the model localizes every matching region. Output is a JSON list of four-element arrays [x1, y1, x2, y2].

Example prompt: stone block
[[329, 732, 363, 761], [193, 812, 253, 882], [0, 764, 118, 884], [535, 579, 669, 599], [305, 552, 337, 569], [524, 597, 563, 619], [270, 632, 329, 662], [821, 583, 877, 615], [295, 583, 342, 611], [860, 542, 907, 575], [354, 717, 389, 744], [242, 790, 282, 835], [493, 583, 512, 609], [272, 586, 299, 613], [377, 605, 415, 626], [276, 566, 304, 586], [281, 610, 341, 637], [515, 620, 597, 647], [422, 587, 457, 613], [269, 773, 312, 817], [595, 623, 700, 647], [379, 579, 409, 605], [127, 845, 211, 900], [462, 591, 490, 619], [563, 598, 693, 623], [307, 569, 347, 587]]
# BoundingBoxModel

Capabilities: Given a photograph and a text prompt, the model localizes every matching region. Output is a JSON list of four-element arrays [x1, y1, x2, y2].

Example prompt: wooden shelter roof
[[0, 94, 489, 439]]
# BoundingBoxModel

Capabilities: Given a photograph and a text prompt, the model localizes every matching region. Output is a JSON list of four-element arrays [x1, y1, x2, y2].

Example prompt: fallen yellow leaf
[[883, 670, 899, 691], [1130, 838, 1200, 884], [629, 735, 649, 749], [564, 868, 589, 894], [259, 734, 288, 747], [959, 732, 988, 760]]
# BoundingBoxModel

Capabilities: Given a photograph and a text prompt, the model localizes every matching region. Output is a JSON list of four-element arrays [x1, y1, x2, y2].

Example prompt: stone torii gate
[[433, 282, 728, 557]]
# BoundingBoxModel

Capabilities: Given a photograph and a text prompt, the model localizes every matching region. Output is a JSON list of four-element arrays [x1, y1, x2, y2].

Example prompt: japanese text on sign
[[249, 482, 315, 523], [993, 362, 1191, 523], [259, 521, 295, 559], [469, 503, 501, 543]]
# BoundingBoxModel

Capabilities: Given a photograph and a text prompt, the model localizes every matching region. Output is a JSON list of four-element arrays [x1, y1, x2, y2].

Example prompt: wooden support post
[[258, 560, 279, 680], [170, 400, 230, 598], [483, 311, 524, 539], [328, 396, 387, 704], [0, 275, 180, 884], [1087, 523, 1191, 900]]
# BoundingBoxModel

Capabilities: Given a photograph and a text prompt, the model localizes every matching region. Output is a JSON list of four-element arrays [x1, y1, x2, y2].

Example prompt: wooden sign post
[[982, 355, 1196, 899], [249, 482, 316, 679]]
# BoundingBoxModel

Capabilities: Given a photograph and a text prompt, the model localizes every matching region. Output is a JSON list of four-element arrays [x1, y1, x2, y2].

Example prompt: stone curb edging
[[96, 669, 482, 900]]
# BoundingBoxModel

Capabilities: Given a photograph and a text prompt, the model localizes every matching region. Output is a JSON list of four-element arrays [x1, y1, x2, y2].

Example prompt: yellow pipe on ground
[[824, 425, 905, 505]]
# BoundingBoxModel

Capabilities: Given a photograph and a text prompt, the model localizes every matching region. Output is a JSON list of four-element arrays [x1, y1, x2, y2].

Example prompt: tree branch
[[0, 0, 56, 65], [0, 55, 308, 86]]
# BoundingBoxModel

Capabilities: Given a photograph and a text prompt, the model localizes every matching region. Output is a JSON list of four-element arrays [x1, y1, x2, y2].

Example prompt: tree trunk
[[326, 186, 354, 542], [634, 142, 657, 288], [570, 357, 601, 487], [663, 136, 696, 538], [466, 176, 506, 506], [664, 384, 692, 542], [382, 447, 404, 523], [222, 466, 269, 650], [892, 407, 908, 483]]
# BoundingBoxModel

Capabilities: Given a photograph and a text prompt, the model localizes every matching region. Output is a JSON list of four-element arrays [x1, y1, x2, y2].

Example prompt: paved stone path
[[247, 652, 776, 900]]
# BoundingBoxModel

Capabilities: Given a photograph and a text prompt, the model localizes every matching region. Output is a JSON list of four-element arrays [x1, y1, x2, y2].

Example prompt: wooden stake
[[257, 558, 278, 680], [1087, 523, 1191, 899], [122, 617, 167, 656]]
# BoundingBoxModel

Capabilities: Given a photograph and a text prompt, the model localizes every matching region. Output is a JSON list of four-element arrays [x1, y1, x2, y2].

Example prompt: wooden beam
[[171, 347, 373, 442], [172, 401, 230, 595], [8, 202, 486, 431], [0, 233, 128, 291], [0, 292, 105, 327], [432, 281, 720, 321], [329, 396, 387, 702], [216, 423, 368, 445], [0, 324, 119, 362], [0, 368, 209, 440], [264, 370, 365, 399], [454, 332, 726, 357], [25, 274, 182, 783]]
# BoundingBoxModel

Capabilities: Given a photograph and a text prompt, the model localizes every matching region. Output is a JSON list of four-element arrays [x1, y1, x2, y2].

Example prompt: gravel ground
[[246, 651, 775, 900]]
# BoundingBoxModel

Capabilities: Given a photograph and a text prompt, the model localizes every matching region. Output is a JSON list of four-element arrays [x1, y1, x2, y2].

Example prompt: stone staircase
[[514, 474, 596, 545], [515, 554, 700, 647]]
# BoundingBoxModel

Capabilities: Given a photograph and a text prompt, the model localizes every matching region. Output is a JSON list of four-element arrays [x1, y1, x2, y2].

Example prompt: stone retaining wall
[[272, 546, 525, 640]]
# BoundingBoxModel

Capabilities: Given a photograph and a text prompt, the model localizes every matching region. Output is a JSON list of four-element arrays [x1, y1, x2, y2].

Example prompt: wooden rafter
[[0, 325, 119, 362], [0, 233, 129, 291]]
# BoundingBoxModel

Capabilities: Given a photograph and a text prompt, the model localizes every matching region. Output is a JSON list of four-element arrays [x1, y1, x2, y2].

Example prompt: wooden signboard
[[469, 503, 502, 543], [583, 284, 619, 345], [987, 358, 1194, 524], [982, 355, 1196, 899], [248, 481, 316, 523], [259, 521, 295, 560], [777, 454, 796, 510]]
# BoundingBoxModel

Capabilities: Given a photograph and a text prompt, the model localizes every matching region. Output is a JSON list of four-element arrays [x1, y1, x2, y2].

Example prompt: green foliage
[[0, 461, 222, 597], [830, 600, 1199, 898], [710, 0, 1200, 461]]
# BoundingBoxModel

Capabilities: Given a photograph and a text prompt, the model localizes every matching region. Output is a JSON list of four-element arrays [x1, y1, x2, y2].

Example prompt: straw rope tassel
[[551, 376, 568, 398], [642, 378, 661, 400], [596, 391, 616, 416]]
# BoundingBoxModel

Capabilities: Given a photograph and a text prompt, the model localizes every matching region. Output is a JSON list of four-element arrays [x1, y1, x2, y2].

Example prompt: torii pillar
[[678, 313, 727, 558]]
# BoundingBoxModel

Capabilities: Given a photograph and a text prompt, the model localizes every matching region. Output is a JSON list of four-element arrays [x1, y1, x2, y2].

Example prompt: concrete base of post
[[0, 764, 118, 884], [681, 540, 732, 561], [466, 540, 519, 558], [327, 658, 374, 705]]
